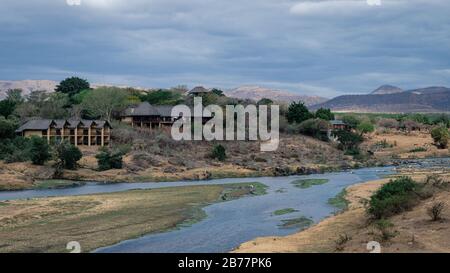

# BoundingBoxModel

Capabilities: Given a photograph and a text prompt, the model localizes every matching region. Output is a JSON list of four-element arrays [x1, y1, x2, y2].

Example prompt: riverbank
[[234, 169, 450, 253], [1, 131, 448, 191], [0, 182, 266, 253], [0, 134, 353, 191]]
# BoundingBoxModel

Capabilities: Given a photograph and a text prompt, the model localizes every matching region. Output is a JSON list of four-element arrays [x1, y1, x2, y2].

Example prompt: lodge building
[[15, 119, 112, 147], [121, 102, 212, 129]]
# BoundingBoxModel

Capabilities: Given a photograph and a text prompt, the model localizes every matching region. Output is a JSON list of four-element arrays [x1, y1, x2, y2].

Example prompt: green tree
[[139, 89, 183, 105], [298, 118, 330, 141], [211, 88, 225, 97], [357, 122, 375, 135], [286, 101, 313, 124], [0, 89, 23, 118], [0, 117, 18, 139], [211, 144, 226, 161], [6, 89, 24, 104], [315, 108, 335, 121], [55, 77, 90, 98], [257, 98, 274, 105], [431, 126, 449, 149], [342, 115, 361, 129], [55, 141, 82, 170], [0, 100, 16, 118], [40, 93, 70, 119], [95, 148, 124, 171], [333, 130, 363, 151], [14, 91, 48, 118], [29, 136, 51, 165], [81, 87, 129, 121]]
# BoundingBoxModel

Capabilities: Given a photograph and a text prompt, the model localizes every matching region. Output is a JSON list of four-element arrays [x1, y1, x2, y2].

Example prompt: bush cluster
[[368, 177, 420, 219]]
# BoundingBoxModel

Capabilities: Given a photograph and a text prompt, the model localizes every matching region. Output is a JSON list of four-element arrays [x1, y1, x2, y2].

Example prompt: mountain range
[[1, 80, 450, 113], [312, 86, 450, 113], [225, 85, 328, 106], [0, 80, 57, 99]]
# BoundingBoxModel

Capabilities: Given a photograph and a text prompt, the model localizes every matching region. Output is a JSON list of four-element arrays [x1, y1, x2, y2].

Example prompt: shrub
[[427, 202, 445, 221], [377, 118, 399, 129], [29, 136, 51, 165], [55, 141, 82, 170], [368, 177, 420, 219], [298, 118, 330, 141], [96, 148, 124, 171], [374, 219, 397, 241], [431, 126, 449, 149], [409, 147, 427, 153], [0, 137, 31, 162], [211, 144, 226, 161], [357, 122, 375, 135], [341, 115, 361, 129], [333, 130, 363, 151], [335, 233, 352, 251], [315, 108, 334, 121]]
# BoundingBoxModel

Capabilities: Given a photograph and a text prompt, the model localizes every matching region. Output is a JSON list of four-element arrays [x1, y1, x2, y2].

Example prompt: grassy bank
[[0, 182, 266, 253]]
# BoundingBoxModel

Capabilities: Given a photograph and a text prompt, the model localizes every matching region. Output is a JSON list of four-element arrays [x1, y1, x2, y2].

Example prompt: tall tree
[[315, 108, 335, 121], [29, 136, 51, 165], [286, 101, 313, 124], [81, 87, 129, 121], [0, 89, 24, 118], [6, 89, 24, 104], [55, 77, 90, 98]]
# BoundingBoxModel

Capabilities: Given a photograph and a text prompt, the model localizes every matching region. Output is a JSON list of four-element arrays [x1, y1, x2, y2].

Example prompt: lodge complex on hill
[[14, 86, 350, 146]]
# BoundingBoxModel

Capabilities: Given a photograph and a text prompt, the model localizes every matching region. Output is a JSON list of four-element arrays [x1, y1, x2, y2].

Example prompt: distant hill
[[225, 86, 328, 106], [371, 85, 403, 95], [0, 80, 57, 99], [311, 86, 450, 113], [0, 80, 152, 100]]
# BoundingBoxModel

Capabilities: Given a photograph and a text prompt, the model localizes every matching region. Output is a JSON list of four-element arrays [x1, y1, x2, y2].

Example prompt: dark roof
[[330, 120, 346, 126], [15, 119, 55, 133], [122, 102, 214, 118], [122, 102, 160, 116], [189, 86, 210, 94], [15, 119, 110, 132], [54, 120, 69, 129], [154, 106, 174, 117]]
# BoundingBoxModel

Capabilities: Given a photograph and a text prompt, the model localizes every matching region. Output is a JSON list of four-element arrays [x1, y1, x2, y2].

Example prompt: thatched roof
[[188, 86, 210, 95], [15, 119, 55, 133], [15, 119, 111, 133]]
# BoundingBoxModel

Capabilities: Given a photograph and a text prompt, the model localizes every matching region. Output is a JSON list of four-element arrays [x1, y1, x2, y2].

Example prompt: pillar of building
[[74, 127, 78, 147], [47, 128, 50, 144], [88, 127, 91, 146], [101, 128, 105, 147]]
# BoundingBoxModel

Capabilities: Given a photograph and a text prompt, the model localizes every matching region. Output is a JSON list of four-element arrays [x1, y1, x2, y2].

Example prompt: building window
[[70, 129, 75, 135]]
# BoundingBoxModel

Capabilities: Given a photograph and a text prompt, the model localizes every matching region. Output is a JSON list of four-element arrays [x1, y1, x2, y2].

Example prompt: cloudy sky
[[1, 0, 449, 97]]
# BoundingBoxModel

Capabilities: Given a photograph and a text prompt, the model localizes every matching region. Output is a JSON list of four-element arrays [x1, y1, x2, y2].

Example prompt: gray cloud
[[0, 0, 449, 97]]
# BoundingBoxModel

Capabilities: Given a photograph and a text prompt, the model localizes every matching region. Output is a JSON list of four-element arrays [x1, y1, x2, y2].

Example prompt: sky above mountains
[[1, 0, 449, 97]]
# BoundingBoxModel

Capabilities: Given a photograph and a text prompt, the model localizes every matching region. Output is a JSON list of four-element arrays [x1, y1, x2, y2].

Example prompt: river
[[0, 158, 448, 253]]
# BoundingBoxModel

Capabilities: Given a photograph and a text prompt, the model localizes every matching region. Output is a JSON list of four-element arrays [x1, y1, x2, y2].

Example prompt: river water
[[0, 158, 448, 253]]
